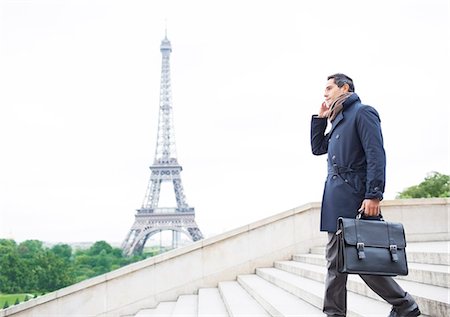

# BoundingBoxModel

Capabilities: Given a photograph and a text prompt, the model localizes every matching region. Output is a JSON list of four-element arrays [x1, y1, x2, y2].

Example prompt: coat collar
[[329, 93, 360, 135], [343, 93, 360, 107]]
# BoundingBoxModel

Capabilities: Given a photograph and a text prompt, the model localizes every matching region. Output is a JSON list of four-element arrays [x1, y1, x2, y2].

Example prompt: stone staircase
[[133, 241, 449, 317]]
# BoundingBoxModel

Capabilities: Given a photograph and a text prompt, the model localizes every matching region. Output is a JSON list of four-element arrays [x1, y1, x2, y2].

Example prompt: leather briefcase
[[337, 214, 408, 276]]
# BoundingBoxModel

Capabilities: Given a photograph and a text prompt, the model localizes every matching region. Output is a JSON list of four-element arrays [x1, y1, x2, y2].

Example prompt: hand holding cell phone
[[318, 101, 330, 118]]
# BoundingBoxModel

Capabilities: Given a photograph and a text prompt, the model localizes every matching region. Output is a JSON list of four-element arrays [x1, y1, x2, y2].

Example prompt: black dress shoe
[[388, 306, 421, 317]]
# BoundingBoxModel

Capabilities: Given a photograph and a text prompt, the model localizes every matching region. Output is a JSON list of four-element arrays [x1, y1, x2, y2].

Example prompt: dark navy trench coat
[[310, 93, 386, 232]]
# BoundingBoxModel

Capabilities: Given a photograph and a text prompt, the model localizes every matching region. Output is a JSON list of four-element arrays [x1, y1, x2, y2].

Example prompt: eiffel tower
[[121, 33, 203, 256]]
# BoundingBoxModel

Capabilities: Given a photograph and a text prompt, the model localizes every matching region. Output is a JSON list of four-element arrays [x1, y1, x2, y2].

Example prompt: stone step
[[309, 241, 450, 266], [256, 267, 392, 317], [171, 295, 198, 317], [134, 301, 177, 317], [198, 288, 229, 317], [218, 280, 270, 317], [398, 262, 449, 288], [407, 241, 450, 265], [237, 274, 323, 316], [292, 254, 450, 288], [392, 279, 448, 317], [309, 246, 326, 256], [274, 260, 449, 316], [293, 253, 326, 266]]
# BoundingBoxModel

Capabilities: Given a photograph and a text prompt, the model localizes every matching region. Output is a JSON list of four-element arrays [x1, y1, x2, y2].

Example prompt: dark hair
[[327, 73, 355, 92]]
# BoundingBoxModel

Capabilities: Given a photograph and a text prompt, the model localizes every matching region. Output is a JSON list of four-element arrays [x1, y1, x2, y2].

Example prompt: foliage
[[0, 239, 153, 297], [35, 250, 75, 292], [397, 172, 450, 198], [0, 251, 29, 293], [50, 244, 72, 261]]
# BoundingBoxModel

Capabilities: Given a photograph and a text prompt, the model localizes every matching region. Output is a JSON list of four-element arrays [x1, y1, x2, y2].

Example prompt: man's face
[[324, 79, 347, 106]]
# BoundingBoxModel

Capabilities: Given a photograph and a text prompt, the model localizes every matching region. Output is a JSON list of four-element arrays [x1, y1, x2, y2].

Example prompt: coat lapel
[[329, 111, 344, 135]]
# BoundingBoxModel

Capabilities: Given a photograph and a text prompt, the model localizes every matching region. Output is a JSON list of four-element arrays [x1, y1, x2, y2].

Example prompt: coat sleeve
[[310, 115, 329, 155], [356, 106, 386, 200]]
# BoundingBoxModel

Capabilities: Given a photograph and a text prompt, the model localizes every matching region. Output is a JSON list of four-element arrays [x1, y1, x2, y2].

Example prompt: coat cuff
[[312, 114, 327, 120], [365, 188, 384, 201]]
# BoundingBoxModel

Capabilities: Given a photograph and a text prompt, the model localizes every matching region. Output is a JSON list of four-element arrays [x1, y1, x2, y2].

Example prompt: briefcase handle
[[356, 209, 384, 221]]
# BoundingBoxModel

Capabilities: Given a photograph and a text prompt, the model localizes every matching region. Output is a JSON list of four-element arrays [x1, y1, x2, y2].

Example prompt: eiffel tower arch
[[121, 33, 203, 256]]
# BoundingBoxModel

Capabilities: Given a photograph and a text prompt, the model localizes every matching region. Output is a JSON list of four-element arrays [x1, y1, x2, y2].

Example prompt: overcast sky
[[1, 0, 449, 244]]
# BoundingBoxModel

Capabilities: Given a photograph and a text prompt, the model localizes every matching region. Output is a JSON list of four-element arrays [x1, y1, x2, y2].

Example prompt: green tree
[[0, 252, 28, 293], [17, 240, 47, 291], [87, 241, 113, 256], [0, 239, 17, 256], [17, 240, 44, 257], [94, 249, 113, 275], [50, 244, 72, 262], [397, 172, 450, 198], [35, 251, 75, 292]]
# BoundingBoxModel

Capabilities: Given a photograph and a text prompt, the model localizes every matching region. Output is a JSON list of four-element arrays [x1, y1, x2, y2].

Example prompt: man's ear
[[342, 83, 350, 93]]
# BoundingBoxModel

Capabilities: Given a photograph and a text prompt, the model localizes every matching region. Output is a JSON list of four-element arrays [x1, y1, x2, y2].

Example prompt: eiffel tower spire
[[121, 34, 203, 256]]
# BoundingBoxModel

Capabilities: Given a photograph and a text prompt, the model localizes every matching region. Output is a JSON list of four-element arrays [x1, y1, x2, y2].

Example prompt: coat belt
[[328, 164, 365, 175]]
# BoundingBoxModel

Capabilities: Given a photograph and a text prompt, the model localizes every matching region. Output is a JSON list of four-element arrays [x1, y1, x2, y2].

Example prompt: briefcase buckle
[[357, 242, 365, 260], [390, 244, 399, 262]]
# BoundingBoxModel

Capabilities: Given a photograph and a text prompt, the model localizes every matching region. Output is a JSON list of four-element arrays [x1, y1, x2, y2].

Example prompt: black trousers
[[323, 233, 417, 316]]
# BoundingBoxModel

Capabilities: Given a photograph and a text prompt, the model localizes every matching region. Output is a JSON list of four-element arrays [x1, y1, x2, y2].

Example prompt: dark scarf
[[328, 92, 353, 122]]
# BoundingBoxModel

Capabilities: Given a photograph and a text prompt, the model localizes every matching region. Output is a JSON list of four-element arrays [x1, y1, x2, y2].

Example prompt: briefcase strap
[[387, 223, 399, 262], [354, 219, 366, 260]]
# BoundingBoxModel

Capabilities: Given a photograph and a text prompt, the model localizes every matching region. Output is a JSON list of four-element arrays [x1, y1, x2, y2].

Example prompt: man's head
[[324, 73, 354, 105]]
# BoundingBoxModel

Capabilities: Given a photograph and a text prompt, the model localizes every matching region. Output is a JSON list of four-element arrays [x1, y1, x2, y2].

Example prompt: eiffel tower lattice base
[[121, 209, 203, 256]]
